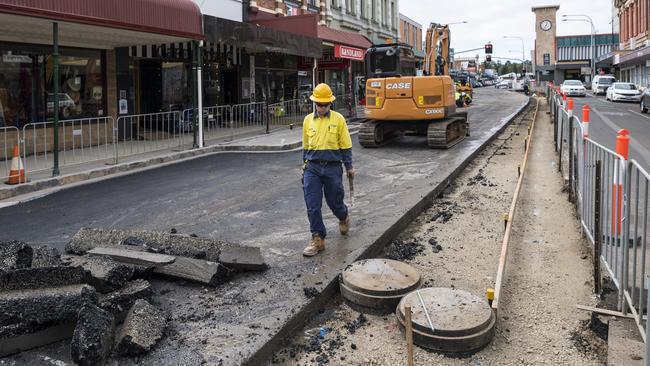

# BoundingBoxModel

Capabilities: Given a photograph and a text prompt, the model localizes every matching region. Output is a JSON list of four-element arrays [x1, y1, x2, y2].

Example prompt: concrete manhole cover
[[395, 287, 495, 353], [340, 259, 421, 315]]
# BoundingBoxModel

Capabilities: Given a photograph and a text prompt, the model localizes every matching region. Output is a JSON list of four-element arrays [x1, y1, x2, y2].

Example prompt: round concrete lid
[[396, 287, 493, 338], [341, 259, 421, 297]]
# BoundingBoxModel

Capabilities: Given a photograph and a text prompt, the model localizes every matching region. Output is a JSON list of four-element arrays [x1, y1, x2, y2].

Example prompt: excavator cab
[[365, 44, 418, 79]]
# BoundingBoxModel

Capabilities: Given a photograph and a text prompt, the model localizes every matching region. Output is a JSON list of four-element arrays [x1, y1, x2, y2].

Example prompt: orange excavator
[[360, 23, 469, 148]]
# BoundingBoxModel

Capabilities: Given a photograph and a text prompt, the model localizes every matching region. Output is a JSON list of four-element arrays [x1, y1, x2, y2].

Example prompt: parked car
[[495, 80, 510, 89], [560, 80, 586, 97], [592, 75, 616, 95], [606, 82, 642, 102]]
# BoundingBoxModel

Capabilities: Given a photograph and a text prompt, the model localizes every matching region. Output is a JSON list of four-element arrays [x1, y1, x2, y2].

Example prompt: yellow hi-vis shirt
[[302, 110, 353, 169]]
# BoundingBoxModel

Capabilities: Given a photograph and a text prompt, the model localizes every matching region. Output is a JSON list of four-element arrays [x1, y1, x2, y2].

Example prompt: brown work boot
[[303, 235, 325, 257], [339, 215, 350, 235]]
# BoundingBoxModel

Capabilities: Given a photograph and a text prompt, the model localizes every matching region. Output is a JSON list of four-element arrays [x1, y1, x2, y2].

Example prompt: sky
[[399, 0, 615, 63]]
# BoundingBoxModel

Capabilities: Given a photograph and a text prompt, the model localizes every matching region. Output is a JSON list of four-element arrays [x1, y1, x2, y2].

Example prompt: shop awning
[[0, 0, 202, 48], [317, 25, 372, 49], [615, 46, 650, 66], [254, 14, 373, 50]]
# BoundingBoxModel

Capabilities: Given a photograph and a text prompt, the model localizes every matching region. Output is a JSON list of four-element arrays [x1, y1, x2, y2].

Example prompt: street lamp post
[[563, 14, 596, 84], [503, 36, 526, 72]]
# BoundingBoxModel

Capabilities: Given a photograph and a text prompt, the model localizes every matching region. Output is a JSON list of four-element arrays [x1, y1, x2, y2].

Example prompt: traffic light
[[485, 43, 493, 54], [486, 55, 492, 62]]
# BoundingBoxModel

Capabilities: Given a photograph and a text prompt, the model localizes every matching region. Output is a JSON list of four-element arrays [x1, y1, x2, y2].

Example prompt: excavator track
[[427, 116, 469, 149], [358, 121, 385, 148]]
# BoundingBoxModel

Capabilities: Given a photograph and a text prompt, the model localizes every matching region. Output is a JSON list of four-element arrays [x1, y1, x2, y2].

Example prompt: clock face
[[540, 20, 553, 31]]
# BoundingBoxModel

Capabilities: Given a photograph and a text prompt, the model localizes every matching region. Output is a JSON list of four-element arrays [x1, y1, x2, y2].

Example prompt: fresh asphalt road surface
[[571, 92, 650, 171]]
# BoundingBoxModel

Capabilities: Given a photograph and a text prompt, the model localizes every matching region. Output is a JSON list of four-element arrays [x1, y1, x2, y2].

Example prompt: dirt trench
[[271, 98, 606, 366]]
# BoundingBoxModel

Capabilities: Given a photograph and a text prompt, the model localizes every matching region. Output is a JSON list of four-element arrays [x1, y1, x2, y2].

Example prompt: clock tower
[[532, 5, 560, 81]]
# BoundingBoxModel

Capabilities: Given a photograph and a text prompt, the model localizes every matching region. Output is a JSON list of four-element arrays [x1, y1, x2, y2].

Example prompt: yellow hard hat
[[310, 83, 336, 103]]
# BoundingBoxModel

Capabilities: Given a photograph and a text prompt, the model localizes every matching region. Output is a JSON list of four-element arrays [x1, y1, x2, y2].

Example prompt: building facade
[[249, 0, 374, 112], [614, 0, 650, 86], [532, 4, 618, 84], [0, 0, 202, 128], [327, 0, 398, 45]]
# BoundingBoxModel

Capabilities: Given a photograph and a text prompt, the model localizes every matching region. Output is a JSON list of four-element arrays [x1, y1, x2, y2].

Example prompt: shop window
[[0, 45, 105, 128], [51, 55, 104, 120], [162, 62, 190, 112]]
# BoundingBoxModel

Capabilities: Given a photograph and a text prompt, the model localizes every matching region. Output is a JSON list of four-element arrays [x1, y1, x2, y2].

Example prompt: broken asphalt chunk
[[115, 299, 167, 355], [0, 240, 33, 270], [98, 279, 153, 321], [70, 303, 115, 366]]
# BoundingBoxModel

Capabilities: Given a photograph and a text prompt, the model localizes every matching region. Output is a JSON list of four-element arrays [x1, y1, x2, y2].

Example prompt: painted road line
[[591, 106, 650, 160], [629, 110, 650, 120]]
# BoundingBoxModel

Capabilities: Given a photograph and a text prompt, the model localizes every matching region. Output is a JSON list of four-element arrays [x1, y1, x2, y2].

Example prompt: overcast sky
[[399, 0, 615, 62]]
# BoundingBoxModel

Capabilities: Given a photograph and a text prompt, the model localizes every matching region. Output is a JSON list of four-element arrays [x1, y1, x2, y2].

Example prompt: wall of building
[[617, 0, 649, 50], [398, 14, 422, 51], [327, 0, 398, 45]]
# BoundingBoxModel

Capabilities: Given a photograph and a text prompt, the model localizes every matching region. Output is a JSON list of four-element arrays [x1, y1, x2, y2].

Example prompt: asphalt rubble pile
[[0, 227, 268, 365]]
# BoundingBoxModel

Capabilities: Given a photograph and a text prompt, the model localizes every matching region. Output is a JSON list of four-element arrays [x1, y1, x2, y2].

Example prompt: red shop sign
[[334, 45, 365, 61]]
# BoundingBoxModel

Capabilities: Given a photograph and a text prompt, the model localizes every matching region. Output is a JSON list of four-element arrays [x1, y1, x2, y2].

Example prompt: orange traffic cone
[[6, 144, 26, 185]]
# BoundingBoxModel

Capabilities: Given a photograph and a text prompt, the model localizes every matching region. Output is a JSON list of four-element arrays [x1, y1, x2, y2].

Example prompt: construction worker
[[301, 83, 355, 257]]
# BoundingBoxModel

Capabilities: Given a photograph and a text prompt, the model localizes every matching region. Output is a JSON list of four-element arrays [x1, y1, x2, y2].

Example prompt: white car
[[606, 82, 642, 102], [495, 80, 510, 89], [560, 80, 586, 97], [592, 75, 616, 95]]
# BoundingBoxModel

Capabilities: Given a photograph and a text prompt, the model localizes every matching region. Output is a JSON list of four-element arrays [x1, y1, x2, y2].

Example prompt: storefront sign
[[3, 54, 32, 63], [334, 45, 365, 61]]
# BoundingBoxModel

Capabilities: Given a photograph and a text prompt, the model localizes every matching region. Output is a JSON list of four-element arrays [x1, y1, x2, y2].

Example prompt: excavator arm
[[424, 23, 450, 76]]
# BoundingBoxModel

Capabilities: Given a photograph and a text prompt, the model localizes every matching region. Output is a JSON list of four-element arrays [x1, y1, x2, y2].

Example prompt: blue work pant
[[303, 162, 348, 238]]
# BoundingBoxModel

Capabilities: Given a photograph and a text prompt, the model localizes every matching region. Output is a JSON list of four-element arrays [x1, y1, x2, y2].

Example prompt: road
[[570, 93, 650, 171]]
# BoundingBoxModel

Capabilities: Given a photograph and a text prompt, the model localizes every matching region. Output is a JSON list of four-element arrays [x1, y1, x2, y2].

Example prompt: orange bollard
[[582, 105, 590, 138], [616, 129, 630, 160], [567, 98, 574, 111], [612, 129, 630, 235]]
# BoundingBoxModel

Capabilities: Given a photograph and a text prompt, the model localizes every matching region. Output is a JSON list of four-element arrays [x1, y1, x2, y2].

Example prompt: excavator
[[359, 23, 469, 148]]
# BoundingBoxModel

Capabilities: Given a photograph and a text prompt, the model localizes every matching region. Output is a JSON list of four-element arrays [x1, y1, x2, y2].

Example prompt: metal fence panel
[[115, 112, 189, 162], [621, 160, 650, 334], [332, 94, 353, 118], [22, 117, 115, 175], [268, 99, 308, 131]]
